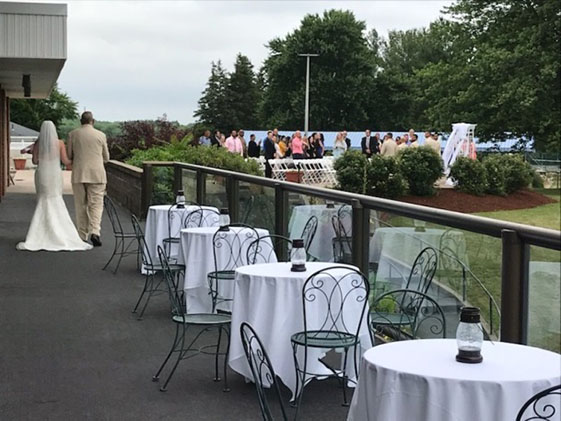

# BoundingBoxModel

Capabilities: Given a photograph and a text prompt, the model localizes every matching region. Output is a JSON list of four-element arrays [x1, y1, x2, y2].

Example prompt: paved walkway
[[0, 190, 352, 420]]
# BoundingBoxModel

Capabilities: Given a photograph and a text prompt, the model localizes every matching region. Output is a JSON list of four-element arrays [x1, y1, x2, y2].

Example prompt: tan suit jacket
[[67, 125, 110, 184], [424, 137, 441, 155], [380, 139, 398, 157]]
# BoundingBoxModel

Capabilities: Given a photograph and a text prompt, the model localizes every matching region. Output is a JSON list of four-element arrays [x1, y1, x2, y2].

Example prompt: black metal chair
[[300, 215, 318, 260], [162, 203, 188, 263], [516, 384, 561, 421], [246, 235, 293, 265], [291, 266, 370, 414], [182, 206, 204, 229], [240, 322, 288, 421], [200, 208, 221, 227], [369, 247, 438, 338], [103, 196, 138, 274], [131, 215, 184, 320], [331, 212, 352, 263], [153, 246, 231, 392], [207, 223, 259, 313], [370, 289, 446, 342]]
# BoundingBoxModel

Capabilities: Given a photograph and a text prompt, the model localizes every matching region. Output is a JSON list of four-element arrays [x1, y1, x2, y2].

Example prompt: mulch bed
[[400, 189, 557, 213]]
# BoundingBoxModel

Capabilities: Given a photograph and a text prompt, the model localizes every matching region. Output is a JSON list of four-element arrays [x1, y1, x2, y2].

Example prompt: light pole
[[298, 53, 319, 138]]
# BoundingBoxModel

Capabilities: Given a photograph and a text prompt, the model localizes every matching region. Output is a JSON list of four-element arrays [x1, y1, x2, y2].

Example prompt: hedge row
[[333, 147, 444, 198], [450, 154, 533, 196]]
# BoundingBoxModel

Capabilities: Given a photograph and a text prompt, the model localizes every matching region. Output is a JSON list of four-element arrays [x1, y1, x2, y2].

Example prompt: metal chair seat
[[291, 330, 359, 348], [172, 313, 231, 325], [369, 312, 413, 327], [145, 263, 185, 273], [207, 270, 236, 280]]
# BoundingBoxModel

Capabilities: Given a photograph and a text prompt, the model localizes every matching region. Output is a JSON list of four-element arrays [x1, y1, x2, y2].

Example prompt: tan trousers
[[72, 183, 106, 240]]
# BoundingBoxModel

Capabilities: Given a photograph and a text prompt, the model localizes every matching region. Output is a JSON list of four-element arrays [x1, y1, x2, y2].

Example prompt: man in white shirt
[[225, 130, 243, 156]]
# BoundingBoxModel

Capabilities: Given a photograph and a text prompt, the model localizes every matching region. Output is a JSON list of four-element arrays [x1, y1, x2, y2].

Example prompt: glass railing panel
[[181, 168, 197, 203], [203, 173, 227, 209], [528, 245, 561, 352], [287, 193, 353, 263], [151, 166, 174, 205], [367, 210, 501, 340], [238, 181, 275, 234]]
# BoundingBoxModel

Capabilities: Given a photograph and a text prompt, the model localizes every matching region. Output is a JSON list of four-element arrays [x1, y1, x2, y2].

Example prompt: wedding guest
[[333, 132, 347, 159], [238, 129, 248, 157], [278, 136, 288, 157], [199, 130, 211, 146], [247, 134, 260, 158], [343, 130, 351, 149], [314, 132, 324, 158], [211, 130, 222, 147], [373, 132, 381, 153], [398, 135, 408, 150], [425, 132, 441, 155], [410, 133, 419, 147], [273, 135, 284, 158], [361, 129, 376, 157], [263, 130, 275, 178], [292, 131, 305, 159], [402, 133, 409, 145], [225, 130, 243, 155], [380, 132, 398, 157], [408, 128, 415, 141]]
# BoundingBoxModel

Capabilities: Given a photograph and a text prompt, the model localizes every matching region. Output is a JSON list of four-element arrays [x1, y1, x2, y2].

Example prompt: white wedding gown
[[16, 121, 92, 252]]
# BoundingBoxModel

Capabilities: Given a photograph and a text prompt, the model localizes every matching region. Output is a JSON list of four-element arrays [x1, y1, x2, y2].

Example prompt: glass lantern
[[326, 200, 335, 209], [175, 189, 186, 209], [291, 239, 307, 272], [456, 306, 484, 363], [218, 208, 230, 231]]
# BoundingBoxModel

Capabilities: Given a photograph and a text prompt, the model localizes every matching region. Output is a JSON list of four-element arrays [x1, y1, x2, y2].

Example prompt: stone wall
[[106, 160, 143, 217]]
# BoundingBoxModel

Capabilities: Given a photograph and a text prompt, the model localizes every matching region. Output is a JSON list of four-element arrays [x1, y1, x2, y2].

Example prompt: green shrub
[[126, 138, 262, 176], [531, 169, 545, 189], [482, 155, 506, 196], [501, 154, 533, 193], [333, 151, 368, 194], [398, 146, 443, 196], [366, 156, 407, 199], [449, 157, 488, 196]]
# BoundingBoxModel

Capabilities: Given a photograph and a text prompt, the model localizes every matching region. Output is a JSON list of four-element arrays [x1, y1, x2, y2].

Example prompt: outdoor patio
[[0, 191, 351, 420]]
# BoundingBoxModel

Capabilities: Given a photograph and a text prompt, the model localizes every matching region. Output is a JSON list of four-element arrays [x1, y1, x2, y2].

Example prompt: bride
[[16, 121, 92, 251]]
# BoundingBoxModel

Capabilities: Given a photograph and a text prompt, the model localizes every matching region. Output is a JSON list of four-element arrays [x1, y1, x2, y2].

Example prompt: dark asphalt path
[[0, 193, 351, 421]]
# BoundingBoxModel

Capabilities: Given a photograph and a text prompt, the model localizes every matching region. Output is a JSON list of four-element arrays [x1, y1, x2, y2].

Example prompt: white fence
[[250, 157, 338, 187]]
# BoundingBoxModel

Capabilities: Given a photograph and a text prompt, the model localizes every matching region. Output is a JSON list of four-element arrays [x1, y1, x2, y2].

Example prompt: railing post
[[173, 164, 182, 196], [500, 229, 530, 344], [228, 176, 240, 222], [141, 163, 153, 218], [351, 199, 369, 275], [196, 170, 206, 205], [275, 183, 289, 261]]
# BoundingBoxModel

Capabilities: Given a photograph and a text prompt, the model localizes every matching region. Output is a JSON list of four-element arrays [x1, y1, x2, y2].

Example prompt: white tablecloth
[[143, 204, 219, 267], [229, 262, 372, 398], [348, 339, 561, 421], [369, 227, 467, 289], [177, 226, 273, 313], [288, 204, 352, 262]]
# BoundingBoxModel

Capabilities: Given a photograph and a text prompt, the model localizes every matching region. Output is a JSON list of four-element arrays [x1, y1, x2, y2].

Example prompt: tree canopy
[[10, 84, 78, 132], [193, 2, 560, 151]]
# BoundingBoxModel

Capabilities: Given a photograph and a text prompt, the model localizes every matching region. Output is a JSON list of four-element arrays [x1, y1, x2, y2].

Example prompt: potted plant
[[285, 170, 302, 183], [13, 157, 27, 170]]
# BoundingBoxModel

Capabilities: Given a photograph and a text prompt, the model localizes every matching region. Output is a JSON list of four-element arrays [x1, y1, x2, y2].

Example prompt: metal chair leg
[[214, 327, 223, 382], [222, 326, 231, 392], [341, 348, 350, 407], [153, 324, 182, 382], [132, 273, 151, 315], [112, 236, 126, 274], [103, 236, 119, 271], [160, 326, 187, 392], [137, 276, 156, 320]]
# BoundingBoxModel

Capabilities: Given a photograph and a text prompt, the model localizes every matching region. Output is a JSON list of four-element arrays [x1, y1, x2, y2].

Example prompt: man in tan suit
[[380, 132, 398, 157], [67, 111, 110, 246]]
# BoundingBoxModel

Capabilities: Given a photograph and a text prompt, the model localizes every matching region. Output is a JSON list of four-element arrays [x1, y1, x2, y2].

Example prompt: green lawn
[[475, 189, 560, 231]]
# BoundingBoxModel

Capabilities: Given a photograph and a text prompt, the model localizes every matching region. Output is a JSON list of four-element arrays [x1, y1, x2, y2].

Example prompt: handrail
[[152, 161, 560, 250]]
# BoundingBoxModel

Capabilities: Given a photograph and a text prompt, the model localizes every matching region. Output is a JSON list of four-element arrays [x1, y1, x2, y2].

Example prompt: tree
[[193, 61, 232, 131], [259, 10, 377, 130], [227, 54, 260, 129], [418, 0, 560, 151], [10, 84, 78, 131]]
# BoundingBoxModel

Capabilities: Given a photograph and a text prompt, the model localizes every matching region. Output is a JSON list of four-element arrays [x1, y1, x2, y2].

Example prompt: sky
[[36, 0, 450, 123]]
